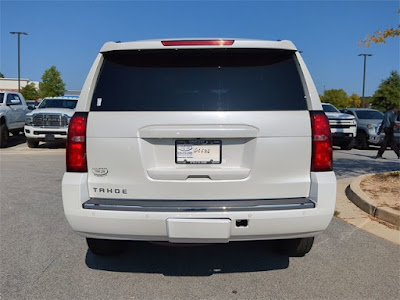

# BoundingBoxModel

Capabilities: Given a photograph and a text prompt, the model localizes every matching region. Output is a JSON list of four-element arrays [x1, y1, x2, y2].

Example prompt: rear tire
[[356, 132, 368, 150], [278, 237, 314, 257], [86, 238, 126, 256], [0, 124, 9, 148], [27, 138, 39, 148]]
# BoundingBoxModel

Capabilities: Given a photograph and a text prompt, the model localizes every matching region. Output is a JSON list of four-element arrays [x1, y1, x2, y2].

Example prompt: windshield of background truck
[[91, 49, 307, 111], [322, 104, 339, 113], [38, 99, 77, 109]]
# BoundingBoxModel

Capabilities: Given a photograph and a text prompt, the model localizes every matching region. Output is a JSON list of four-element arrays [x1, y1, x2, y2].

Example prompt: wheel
[[27, 138, 39, 148], [86, 238, 126, 256], [0, 124, 9, 148], [340, 139, 355, 150], [278, 237, 314, 257], [356, 132, 368, 150]]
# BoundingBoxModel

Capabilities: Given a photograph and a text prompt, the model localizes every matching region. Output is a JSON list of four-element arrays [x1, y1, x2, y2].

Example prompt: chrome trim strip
[[83, 198, 315, 212]]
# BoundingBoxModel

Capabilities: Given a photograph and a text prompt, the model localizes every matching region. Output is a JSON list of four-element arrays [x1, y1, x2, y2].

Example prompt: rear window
[[0, 93, 3, 103], [91, 49, 307, 111]]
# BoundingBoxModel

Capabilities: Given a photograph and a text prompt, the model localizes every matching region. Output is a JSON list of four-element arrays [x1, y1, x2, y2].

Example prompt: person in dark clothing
[[375, 105, 400, 159]]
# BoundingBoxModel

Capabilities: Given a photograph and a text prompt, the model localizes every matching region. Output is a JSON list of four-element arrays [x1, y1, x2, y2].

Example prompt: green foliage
[[348, 93, 361, 108], [371, 71, 400, 111], [39, 66, 65, 98], [320, 89, 350, 108], [362, 96, 372, 108], [0, 72, 4, 78], [320, 90, 364, 109], [21, 83, 39, 100]]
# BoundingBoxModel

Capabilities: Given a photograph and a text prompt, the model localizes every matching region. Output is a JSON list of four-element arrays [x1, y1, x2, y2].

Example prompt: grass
[[334, 210, 340, 217]]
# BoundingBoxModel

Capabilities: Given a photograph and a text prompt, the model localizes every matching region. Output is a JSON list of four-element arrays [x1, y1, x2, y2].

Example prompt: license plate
[[176, 140, 221, 164], [45, 134, 55, 141], [333, 133, 352, 137], [167, 218, 231, 241]]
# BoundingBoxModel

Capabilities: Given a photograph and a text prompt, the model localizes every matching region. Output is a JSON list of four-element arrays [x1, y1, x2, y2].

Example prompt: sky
[[0, 0, 399, 96]]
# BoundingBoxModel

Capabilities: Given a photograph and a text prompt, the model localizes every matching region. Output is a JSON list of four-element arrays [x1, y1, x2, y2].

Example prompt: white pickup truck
[[0, 91, 29, 148], [24, 97, 78, 148], [322, 103, 357, 150]]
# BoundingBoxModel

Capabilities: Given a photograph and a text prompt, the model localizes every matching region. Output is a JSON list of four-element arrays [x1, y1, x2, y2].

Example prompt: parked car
[[62, 38, 336, 257], [322, 103, 357, 150], [340, 108, 384, 149], [24, 97, 78, 148], [0, 91, 29, 148]]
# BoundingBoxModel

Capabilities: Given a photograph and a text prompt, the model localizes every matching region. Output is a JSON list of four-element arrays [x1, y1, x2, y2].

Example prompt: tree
[[320, 89, 350, 108], [371, 71, 400, 111], [39, 66, 65, 98], [348, 93, 361, 108], [21, 82, 39, 100], [0, 72, 4, 78], [359, 9, 400, 47]]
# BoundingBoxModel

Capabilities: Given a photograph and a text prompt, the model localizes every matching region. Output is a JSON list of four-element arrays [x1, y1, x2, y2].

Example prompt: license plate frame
[[175, 139, 222, 164], [45, 133, 55, 141]]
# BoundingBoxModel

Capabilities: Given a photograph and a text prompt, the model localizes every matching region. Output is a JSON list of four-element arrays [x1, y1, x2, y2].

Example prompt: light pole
[[10, 32, 28, 92], [358, 53, 372, 108]]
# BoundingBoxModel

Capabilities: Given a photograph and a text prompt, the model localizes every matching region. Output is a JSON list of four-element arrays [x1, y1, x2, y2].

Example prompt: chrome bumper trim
[[83, 198, 315, 212]]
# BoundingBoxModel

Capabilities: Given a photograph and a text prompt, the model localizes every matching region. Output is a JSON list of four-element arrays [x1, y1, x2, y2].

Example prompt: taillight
[[66, 112, 88, 172], [161, 40, 234, 46], [310, 111, 333, 172]]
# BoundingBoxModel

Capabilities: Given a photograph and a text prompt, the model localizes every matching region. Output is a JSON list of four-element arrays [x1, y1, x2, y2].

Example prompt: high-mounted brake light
[[310, 111, 333, 172], [161, 40, 235, 46], [66, 112, 88, 172]]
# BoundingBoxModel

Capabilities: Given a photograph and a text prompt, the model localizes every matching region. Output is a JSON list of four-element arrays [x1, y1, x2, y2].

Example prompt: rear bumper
[[62, 172, 336, 243]]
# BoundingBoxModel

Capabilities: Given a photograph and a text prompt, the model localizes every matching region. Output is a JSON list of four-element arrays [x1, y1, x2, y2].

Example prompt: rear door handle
[[139, 125, 259, 138]]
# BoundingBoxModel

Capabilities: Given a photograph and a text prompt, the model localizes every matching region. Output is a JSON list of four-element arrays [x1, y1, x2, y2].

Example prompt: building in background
[[63, 90, 80, 98], [0, 77, 40, 92], [0, 78, 81, 98]]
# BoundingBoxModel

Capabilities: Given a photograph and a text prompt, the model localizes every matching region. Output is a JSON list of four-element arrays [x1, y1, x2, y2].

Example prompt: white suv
[[62, 39, 336, 257]]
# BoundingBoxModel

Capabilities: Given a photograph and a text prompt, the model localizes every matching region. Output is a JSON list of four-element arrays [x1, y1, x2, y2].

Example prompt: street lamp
[[10, 32, 28, 92], [358, 53, 373, 108]]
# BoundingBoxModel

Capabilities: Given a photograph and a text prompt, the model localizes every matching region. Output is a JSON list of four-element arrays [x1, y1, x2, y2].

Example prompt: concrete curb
[[346, 174, 400, 227]]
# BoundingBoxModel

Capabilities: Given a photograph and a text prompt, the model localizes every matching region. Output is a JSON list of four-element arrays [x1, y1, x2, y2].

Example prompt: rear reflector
[[66, 112, 88, 172], [162, 40, 234, 46], [310, 111, 333, 172]]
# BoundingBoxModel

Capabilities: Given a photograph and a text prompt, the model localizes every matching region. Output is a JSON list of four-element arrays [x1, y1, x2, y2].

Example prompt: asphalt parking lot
[[1, 140, 399, 299]]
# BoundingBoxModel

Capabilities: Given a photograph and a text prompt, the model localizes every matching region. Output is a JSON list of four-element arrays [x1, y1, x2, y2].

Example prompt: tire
[[278, 237, 314, 257], [340, 139, 355, 150], [356, 132, 368, 150], [27, 138, 39, 148], [0, 124, 9, 148], [86, 238, 126, 256]]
